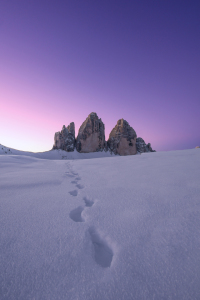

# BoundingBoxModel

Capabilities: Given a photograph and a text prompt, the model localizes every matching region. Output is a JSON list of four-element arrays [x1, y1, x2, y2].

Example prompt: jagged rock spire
[[136, 137, 156, 153], [53, 122, 75, 152]]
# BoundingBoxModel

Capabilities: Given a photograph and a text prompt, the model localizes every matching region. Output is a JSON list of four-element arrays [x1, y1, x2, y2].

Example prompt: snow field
[[0, 148, 200, 299], [0, 144, 114, 160]]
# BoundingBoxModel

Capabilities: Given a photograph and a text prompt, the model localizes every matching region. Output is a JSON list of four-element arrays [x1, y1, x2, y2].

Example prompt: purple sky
[[0, 0, 199, 152]]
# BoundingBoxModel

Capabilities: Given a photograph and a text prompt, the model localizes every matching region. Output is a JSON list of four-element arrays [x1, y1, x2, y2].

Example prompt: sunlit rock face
[[76, 112, 105, 153], [53, 122, 75, 151], [136, 137, 156, 153], [107, 119, 137, 155]]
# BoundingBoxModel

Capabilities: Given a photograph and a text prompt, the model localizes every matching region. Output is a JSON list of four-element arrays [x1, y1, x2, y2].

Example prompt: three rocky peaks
[[53, 112, 155, 155]]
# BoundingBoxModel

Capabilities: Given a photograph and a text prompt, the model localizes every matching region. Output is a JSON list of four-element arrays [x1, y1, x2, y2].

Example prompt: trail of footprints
[[66, 165, 114, 268]]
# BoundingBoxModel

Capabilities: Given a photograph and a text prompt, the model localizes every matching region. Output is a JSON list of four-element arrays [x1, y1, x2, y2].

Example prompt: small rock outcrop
[[53, 122, 75, 151], [76, 112, 105, 153], [136, 137, 156, 153], [107, 119, 137, 155]]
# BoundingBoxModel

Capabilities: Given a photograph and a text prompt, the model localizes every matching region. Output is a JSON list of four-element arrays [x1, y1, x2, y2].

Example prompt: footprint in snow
[[76, 183, 85, 189], [71, 180, 77, 184], [89, 227, 113, 268], [69, 206, 85, 222], [71, 172, 78, 176], [75, 177, 81, 181], [83, 196, 94, 207], [69, 190, 78, 196], [66, 174, 75, 178]]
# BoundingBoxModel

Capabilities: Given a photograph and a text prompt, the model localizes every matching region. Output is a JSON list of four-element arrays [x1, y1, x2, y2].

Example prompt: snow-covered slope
[[0, 149, 200, 299], [0, 144, 114, 160]]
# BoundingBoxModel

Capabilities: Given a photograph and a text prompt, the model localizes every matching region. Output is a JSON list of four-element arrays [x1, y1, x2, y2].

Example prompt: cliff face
[[136, 137, 156, 153], [53, 112, 155, 155], [76, 113, 105, 153], [107, 119, 137, 155], [53, 122, 75, 152]]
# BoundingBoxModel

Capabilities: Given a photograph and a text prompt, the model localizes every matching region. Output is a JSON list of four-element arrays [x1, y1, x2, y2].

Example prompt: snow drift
[[0, 148, 200, 299]]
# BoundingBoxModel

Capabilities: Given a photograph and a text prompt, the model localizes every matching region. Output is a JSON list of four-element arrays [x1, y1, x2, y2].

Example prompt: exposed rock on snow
[[76, 112, 105, 153], [0, 145, 12, 154], [107, 119, 137, 155], [52, 112, 155, 156], [53, 122, 75, 151], [136, 137, 156, 153]]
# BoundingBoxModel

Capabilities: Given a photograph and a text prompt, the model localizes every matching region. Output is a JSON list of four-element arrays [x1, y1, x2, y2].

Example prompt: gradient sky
[[0, 0, 199, 152]]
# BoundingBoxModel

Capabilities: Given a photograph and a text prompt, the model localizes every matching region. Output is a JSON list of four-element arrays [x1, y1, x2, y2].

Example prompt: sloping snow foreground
[[0, 149, 200, 300], [0, 144, 114, 160]]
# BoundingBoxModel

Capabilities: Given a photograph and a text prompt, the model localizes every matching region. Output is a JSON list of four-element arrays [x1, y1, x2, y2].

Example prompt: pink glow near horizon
[[0, 88, 182, 153], [0, 1, 199, 152], [0, 76, 198, 152]]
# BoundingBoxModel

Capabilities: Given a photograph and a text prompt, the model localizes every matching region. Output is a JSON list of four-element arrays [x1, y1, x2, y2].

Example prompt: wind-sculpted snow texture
[[0, 149, 200, 299]]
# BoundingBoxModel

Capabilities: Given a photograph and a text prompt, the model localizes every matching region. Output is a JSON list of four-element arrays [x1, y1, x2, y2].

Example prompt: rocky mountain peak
[[76, 113, 105, 153], [107, 119, 137, 155], [52, 112, 155, 155], [113, 119, 137, 139]]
